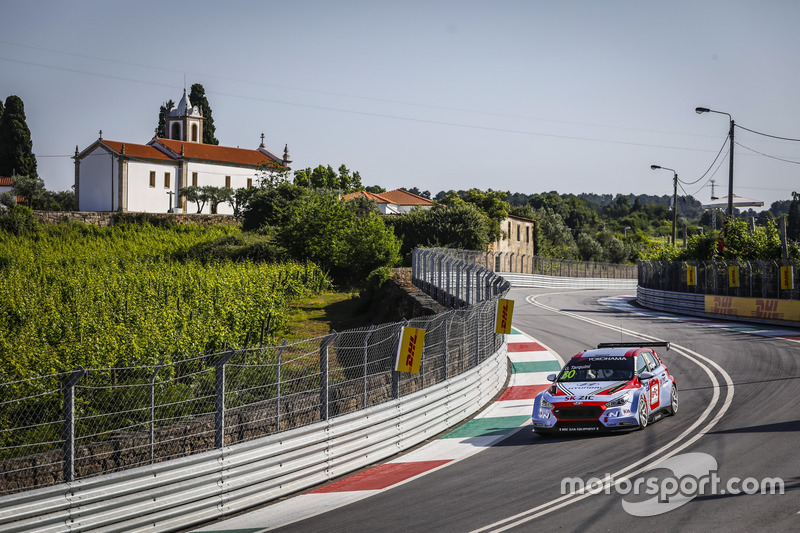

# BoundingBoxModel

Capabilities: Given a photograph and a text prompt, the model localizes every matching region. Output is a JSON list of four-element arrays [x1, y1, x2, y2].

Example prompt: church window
[[191, 124, 199, 142], [225, 176, 231, 188], [149, 171, 156, 188], [164, 172, 171, 188], [247, 178, 252, 188], [192, 172, 198, 187], [171, 123, 180, 140]]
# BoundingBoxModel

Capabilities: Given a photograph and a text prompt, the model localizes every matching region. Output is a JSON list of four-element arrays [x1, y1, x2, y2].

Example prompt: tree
[[189, 84, 219, 145], [276, 191, 400, 281], [179, 185, 207, 213], [156, 99, 175, 138], [227, 187, 257, 219], [201, 185, 231, 214], [11, 174, 45, 209], [0, 95, 37, 177], [291, 164, 365, 193], [787, 192, 800, 242], [385, 203, 493, 261]]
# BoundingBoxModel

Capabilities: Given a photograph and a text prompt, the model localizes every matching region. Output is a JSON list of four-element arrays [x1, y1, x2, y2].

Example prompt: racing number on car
[[649, 380, 660, 409]]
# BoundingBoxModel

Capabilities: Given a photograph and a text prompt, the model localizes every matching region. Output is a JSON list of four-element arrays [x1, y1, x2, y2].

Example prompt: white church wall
[[78, 146, 116, 211], [125, 161, 179, 213]]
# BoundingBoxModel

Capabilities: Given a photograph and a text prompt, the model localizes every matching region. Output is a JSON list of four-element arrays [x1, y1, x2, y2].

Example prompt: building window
[[526, 226, 530, 243], [247, 178, 252, 188], [192, 172, 198, 187], [516, 225, 520, 241], [225, 176, 231, 188], [171, 123, 180, 140], [164, 172, 171, 188], [507, 222, 511, 238], [191, 124, 198, 142], [149, 171, 156, 188]]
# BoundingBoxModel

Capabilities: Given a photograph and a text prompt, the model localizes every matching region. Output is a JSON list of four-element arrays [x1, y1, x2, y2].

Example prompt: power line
[[736, 124, 800, 142], [734, 141, 800, 165]]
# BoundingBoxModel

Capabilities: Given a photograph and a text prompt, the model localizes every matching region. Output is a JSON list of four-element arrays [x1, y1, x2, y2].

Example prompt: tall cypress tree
[[0, 95, 37, 177], [156, 99, 175, 138], [189, 83, 219, 145]]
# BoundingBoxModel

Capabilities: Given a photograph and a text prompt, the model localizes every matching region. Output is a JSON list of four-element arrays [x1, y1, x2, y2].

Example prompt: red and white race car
[[531, 342, 678, 435]]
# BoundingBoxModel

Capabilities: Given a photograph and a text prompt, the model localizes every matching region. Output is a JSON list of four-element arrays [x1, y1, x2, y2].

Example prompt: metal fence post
[[150, 360, 165, 464], [363, 326, 375, 409], [62, 366, 86, 483], [215, 349, 236, 449], [392, 321, 407, 399], [320, 333, 337, 421], [276, 340, 287, 430]]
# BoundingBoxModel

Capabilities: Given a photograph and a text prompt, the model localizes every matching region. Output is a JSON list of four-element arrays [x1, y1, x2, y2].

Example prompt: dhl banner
[[780, 266, 794, 290], [495, 298, 514, 334], [686, 266, 697, 286], [395, 326, 426, 374], [728, 266, 739, 288], [706, 295, 800, 323]]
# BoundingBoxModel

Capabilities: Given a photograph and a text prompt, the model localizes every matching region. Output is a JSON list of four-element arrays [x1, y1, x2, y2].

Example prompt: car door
[[640, 352, 661, 411]]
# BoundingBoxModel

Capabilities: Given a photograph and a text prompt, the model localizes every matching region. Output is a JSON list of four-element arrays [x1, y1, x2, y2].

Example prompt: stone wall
[[32, 210, 239, 227]]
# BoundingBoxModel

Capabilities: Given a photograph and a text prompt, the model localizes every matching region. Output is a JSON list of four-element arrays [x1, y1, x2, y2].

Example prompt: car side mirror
[[639, 371, 654, 380], [546, 373, 557, 382]]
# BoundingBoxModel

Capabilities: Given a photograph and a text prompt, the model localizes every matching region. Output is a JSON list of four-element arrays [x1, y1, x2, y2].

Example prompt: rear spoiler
[[596, 342, 670, 351]]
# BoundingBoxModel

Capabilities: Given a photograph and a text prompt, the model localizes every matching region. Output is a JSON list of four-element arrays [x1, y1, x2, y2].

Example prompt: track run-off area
[[189, 288, 800, 532]]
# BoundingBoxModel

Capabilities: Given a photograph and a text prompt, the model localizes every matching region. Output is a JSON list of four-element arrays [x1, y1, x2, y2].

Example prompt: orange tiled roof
[[101, 141, 174, 161], [341, 190, 393, 203], [154, 138, 285, 169], [380, 189, 434, 206], [0, 176, 14, 187], [342, 189, 434, 206]]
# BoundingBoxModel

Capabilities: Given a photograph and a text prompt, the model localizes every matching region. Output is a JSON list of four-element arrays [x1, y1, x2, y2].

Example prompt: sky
[[2, 0, 799, 211]]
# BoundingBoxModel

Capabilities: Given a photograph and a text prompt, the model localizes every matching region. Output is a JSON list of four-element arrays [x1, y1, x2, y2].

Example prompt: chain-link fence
[[416, 248, 637, 281], [638, 259, 799, 300], [1, 252, 506, 496]]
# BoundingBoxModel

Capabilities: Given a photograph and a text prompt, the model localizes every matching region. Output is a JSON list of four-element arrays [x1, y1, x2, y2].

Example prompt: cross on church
[[166, 190, 175, 213]]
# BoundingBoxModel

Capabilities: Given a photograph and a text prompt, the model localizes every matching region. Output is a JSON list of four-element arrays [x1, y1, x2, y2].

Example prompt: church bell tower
[[165, 89, 204, 143]]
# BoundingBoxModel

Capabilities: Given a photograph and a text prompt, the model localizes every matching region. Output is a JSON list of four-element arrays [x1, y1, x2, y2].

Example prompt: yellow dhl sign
[[705, 295, 800, 323], [395, 326, 426, 374], [495, 299, 514, 334]]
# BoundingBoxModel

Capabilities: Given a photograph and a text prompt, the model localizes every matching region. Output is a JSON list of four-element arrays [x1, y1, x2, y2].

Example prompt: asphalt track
[[190, 288, 800, 532]]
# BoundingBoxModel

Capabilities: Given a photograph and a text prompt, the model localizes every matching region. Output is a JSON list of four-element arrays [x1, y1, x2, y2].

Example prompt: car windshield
[[558, 356, 634, 382]]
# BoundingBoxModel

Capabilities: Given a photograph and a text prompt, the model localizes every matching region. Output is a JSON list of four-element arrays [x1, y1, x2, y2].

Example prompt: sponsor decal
[[395, 326, 426, 374]]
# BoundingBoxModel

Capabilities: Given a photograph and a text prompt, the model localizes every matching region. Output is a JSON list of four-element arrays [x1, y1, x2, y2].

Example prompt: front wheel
[[668, 385, 678, 415], [638, 396, 650, 429]]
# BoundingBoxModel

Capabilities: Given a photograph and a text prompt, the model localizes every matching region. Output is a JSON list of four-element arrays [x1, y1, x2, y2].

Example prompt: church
[[73, 90, 291, 214]]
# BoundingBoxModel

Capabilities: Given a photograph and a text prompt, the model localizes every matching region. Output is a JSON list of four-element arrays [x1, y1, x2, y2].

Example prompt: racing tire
[[668, 385, 678, 415], [637, 396, 649, 429]]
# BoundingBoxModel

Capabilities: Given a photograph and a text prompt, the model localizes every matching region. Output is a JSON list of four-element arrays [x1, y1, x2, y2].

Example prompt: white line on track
[[470, 292, 735, 532]]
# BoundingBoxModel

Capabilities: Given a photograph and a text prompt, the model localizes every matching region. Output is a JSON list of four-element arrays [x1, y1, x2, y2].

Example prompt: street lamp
[[696, 107, 735, 217], [651, 165, 678, 246], [624, 226, 631, 237]]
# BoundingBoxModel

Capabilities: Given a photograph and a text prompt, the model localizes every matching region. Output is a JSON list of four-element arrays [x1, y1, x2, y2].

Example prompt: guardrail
[[0, 345, 507, 533], [0, 248, 510, 532]]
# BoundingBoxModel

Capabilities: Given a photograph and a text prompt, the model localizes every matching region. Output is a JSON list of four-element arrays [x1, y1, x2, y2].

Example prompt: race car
[[531, 342, 678, 435]]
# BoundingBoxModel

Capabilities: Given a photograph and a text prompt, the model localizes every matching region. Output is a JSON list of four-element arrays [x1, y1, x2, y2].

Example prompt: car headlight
[[604, 393, 629, 408], [540, 397, 553, 409]]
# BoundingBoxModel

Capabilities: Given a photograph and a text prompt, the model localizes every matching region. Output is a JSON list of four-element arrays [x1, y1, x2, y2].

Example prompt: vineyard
[[0, 222, 332, 387]]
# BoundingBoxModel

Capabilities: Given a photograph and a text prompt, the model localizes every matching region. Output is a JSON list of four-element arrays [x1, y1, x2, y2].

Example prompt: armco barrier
[[0, 343, 507, 533], [500, 272, 638, 290]]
